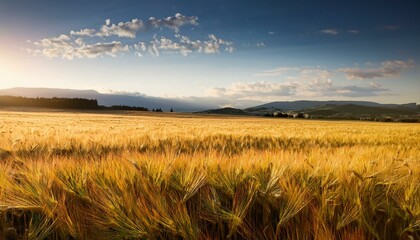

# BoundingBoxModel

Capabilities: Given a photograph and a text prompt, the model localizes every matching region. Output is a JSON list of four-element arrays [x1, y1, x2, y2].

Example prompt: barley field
[[0, 110, 419, 239]]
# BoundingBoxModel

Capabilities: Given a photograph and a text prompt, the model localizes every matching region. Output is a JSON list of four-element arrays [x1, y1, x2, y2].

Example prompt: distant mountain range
[[303, 104, 418, 115], [1, 88, 418, 117], [247, 100, 418, 111], [198, 101, 419, 119]]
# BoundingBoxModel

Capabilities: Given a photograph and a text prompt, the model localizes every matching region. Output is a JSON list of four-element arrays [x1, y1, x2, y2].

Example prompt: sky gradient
[[1, 0, 419, 105]]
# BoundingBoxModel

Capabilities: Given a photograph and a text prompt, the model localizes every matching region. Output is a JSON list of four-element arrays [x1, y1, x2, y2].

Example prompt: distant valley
[[1, 87, 419, 122]]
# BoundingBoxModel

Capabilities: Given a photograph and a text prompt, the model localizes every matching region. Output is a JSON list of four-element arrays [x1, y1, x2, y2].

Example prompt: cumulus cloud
[[70, 13, 197, 38], [34, 34, 71, 48], [32, 35, 129, 59], [70, 29, 96, 37], [29, 33, 233, 59], [71, 18, 143, 38], [74, 38, 84, 46], [147, 13, 198, 32], [208, 66, 388, 100], [98, 18, 144, 38], [134, 34, 234, 57], [77, 42, 129, 58], [25, 13, 234, 59], [320, 29, 339, 35], [339, 60, 414, 80]]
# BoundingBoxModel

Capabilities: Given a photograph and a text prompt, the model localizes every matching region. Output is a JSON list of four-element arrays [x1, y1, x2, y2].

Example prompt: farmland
[[0, 110, 419, 239]]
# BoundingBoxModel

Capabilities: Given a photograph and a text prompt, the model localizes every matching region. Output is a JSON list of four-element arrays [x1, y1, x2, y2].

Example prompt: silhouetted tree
[[296, 113, 305, 118]]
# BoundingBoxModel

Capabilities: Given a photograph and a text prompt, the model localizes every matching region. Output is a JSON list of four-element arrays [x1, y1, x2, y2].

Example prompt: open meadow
[[0, 110, 419, 239]]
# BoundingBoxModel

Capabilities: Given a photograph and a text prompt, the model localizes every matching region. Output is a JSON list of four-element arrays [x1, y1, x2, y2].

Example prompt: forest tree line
[[0, 95, 148, 111]]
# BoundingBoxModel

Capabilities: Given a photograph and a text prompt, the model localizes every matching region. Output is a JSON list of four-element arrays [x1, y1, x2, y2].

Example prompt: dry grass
[[0, 110, 419, 239]]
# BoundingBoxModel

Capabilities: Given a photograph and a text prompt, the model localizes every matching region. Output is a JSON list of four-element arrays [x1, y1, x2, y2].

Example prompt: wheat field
[[0, 110, 419, 239]]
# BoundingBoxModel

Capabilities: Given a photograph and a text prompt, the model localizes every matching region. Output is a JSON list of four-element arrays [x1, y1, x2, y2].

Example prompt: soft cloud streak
[[209, 66, 388, 100], [339, 60, 414, 80], [206, 80, 388, 100], [134, 34, 234, 57], [254, 67, 297, 77], [206, 81, 301, 99], [320, 29, 339, 35]]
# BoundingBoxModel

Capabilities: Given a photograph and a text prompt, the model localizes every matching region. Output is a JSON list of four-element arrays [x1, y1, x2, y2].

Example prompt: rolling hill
[[197, 107, 252, 116], [304, 104, 418, 116], [202, 102, 419, 119], [247, 100, 418, 112]]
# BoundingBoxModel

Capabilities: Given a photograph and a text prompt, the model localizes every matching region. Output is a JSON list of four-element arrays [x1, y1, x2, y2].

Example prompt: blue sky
[[1, 0, 419, 105]]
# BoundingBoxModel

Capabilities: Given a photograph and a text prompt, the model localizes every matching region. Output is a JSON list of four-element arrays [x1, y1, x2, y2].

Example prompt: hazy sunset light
[[1, 0, 419, 105]]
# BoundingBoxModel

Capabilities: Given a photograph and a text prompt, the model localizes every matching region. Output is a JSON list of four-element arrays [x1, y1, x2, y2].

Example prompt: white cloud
[[26, 13, 234, 59], [34, 34, 71, 48], [70, 13, 198, 38], [134, 42, 147, 51], [77, 41, 129, 58], [102, 89, 146, 96], [98, 18, 144, 38], [254, 67, 296, 77], [348, 29, 359, 34], [75, 38, 84, 46], [29, 33, 233, 59], [210, 66, 389, 100], [134, 34, 234, 57], [242, 42, 267, 49], [320, 29, 339, 35], [148, 43, 160, 57], [33, 35, 129, 59], [298, 68, 332, 82], [254, 66, 328, 78], [206, 81, 301, 99], [268, 31, 275, 35], [206, 80, 388, 100], [147, 13, 198, 32], [339, 60, 414, 80], [71, 19, 144, 38], [70, 29, 96, 37]]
